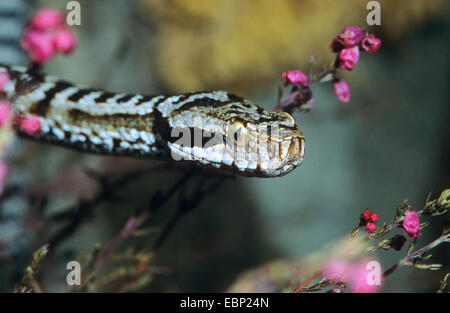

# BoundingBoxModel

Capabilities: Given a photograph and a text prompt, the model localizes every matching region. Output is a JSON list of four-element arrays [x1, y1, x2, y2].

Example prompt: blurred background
[[0, 0, 449, 292]]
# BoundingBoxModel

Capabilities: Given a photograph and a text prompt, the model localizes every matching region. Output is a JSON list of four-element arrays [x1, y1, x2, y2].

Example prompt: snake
[[0, 65, 305, 177]]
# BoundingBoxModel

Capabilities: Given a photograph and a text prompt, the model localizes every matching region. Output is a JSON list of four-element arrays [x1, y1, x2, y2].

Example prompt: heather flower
[[403, 211, 421, 238], [0, 101, 11, 127], [21, 28, 56, 64], [361, 34, 381, 53], [53, 28, 76, 53], [369, 213, 378, 222], [331, 26, 364, 52], [0, 71, 9, 91], [333, 80, 350, 103], [282, 70, 308, 85], [16, 115, 42, 135], [365, 222, 377, 233], [362, 209, 372, 221], [339, 46, 360, 70], [30, 8, 64, 30]]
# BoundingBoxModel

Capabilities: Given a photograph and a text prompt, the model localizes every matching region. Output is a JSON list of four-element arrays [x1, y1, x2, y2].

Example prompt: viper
[[0, 65, 305, 177]]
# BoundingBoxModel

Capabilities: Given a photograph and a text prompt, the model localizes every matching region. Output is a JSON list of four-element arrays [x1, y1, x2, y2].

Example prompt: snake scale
[[0, 65, 305, 177]]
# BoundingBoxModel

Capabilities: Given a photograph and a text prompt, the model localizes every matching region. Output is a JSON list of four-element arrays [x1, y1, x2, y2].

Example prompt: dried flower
[[282, 70, 308, 85], [30, 8, 64, 30], [365, 222, 377, 233], [0, 71, 9, 91], [16, 115, 42, 135], [361, 34, 381, 54], [333, 80, 350, 103], [403, 211, 421, 238], [339, 46, 360, 70]]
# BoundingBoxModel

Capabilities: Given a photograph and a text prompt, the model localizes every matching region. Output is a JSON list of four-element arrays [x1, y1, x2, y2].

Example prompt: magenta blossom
[[0, 72, 9, 91], [22, 9, 76, 64], [30, 8, 64, 30], [331, 26, 364, 51], [362, 34, 381, 53], [403, 211, 421, 238], [16, 115, 42, 135], [21, 29, 56, 64], [53, 28, 77, 54], [339, 46, 360, 70], [283, 70, 308, 85], [365, 222, 377, 233], [333, 80, 350, 103]]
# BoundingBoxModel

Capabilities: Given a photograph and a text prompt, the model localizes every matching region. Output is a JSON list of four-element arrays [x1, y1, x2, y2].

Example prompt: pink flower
[[282, 70, 308, 85], [403, 211, 421, 238], [0, 72, 9, 91], [53, 27, 76, 54], [21, 28, 56, 64], [0, 162, 8, 195], [16, 115, 41, 135], [349, 259, 382, 293], [340, 26, 364, 47], [339, 46, 360, 70], [322, 260, 352, 282], [370, 213, 378, 222], [30, 8, 64, 30], [0, 101, 11, 127], [362, 209, 372, 221], [333, 80, 350, 103], [361, 34, 381, 53], [365, 222, 377, 233]]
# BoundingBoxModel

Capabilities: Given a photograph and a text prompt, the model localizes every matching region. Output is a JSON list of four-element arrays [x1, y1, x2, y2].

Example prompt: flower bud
[[437, 189, 450, 209], [30, 8, 64, 30], [365, 222, 377, 233], [282, 70, 308, 85], [333, 80, 350, 103]]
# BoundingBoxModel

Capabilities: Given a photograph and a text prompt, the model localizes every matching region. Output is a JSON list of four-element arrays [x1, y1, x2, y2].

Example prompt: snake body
[[0, 65, 305, 177]]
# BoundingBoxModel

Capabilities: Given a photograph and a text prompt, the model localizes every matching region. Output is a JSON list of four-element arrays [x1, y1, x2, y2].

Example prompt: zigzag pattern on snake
[[0, 65, 305, 177]]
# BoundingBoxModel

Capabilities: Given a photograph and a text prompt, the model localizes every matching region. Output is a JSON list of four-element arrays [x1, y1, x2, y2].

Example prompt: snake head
[[166, 92, 305, 177]]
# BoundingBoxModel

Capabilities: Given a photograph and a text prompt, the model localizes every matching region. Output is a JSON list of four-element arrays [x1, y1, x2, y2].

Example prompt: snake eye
[[228, 121, 248, 147]]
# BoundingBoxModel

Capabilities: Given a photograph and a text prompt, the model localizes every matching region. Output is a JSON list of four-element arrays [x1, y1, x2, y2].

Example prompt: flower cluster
[[360, 209, 378, 233], [275, 26, 381, 112], [322, 258, 382, 293], [21, 8, 76, 65]]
